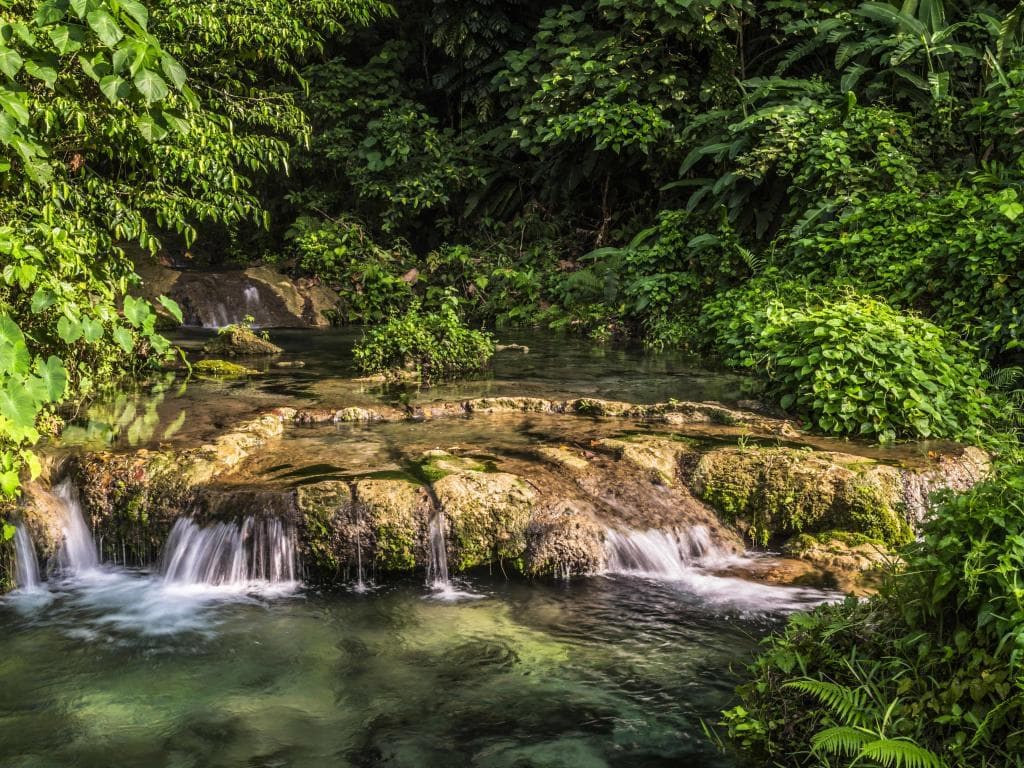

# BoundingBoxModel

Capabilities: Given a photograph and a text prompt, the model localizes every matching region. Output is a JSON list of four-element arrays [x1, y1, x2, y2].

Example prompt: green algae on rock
[[193, 359, 259, 377], [691, 446, 912, 547]]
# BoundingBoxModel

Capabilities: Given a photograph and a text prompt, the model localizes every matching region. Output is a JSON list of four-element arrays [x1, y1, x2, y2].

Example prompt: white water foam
[[604, 526, 840, 614]]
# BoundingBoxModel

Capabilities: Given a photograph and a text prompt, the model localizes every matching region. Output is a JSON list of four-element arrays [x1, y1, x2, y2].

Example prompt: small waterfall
[[161, 517, 298, 586], [54, 479, 99, 574], [604, 526, 720, 579], [13, 525, 41, 590], [426, 511, 450, 589], [243, 285, 261, 315], [353, 506, 367, 592]]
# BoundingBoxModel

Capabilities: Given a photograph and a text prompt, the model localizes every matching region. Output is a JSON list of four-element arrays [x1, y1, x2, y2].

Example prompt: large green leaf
[[160, 54, 186, 88], [24, 54, 59, 88], [56, 315, 83, 344], [34, 355, 67, 402], [0, 381, 38, 430], [133, 67, 168, 103], [86, 9, 123, 47], [0, 89, 30, 126], [158, 295, 183, 324], [48, 23, 85, 54], [122, 295, 152, 327], [0, 315, 29, 375], [0, 46, 24, 78], [118, 0, 149, 30], [113, 326, 134, 353]]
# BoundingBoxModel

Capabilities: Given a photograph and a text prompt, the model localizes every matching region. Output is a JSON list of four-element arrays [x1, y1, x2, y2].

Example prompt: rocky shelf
[[8, 398, 990, 594]]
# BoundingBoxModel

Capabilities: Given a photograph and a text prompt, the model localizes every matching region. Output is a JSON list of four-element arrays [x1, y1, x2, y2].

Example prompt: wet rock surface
[[58, 398, 991, 592]]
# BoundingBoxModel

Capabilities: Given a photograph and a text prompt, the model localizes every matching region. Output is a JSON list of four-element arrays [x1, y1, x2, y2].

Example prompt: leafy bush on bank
[[725, 465, 1024, 768], [703, 284, 999, 443]]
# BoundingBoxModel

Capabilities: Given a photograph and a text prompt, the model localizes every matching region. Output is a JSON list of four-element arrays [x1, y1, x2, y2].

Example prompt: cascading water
[[604, 525, 838, 612], [604, 526, 719, 578], [54, 479, 99, 574], [161, 517, 298, 586], [13, 525, 41, 590], [425, 511, 450, 590], [243, 285, 261, 315]]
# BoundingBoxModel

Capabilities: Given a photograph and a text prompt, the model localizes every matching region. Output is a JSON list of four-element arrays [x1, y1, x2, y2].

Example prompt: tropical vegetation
[[3, 0, 1024, 765]]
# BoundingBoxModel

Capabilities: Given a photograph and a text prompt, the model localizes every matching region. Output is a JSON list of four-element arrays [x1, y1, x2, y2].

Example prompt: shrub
[[353, 295, 494, 383], [290, 216, 415, 323], [725, 465, 1024, 768], [704, 286, 998, 443]]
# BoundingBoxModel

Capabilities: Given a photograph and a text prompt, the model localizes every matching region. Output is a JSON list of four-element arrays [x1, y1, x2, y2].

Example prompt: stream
[[0, 329, 874, 767]]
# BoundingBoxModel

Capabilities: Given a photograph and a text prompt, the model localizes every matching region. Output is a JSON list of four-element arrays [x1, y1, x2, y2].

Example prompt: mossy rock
[[202, 326, 283, 356], [525, 504, 605, 577], [431, 462, 536, 572], [353, 478, 429, 571], [416, 450, 488, 483], [193, 359, 259, 377], [691, 446, 911, 547], [782, 530, 892, 594], [295, 480, 353, 574]]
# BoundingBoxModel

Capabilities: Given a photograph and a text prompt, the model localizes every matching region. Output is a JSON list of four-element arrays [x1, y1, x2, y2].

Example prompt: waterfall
[[604, 526, 720, 579], [54, 479, 99, 574], [13, 525, 41, 590], [160, 517, 298, 586], [425, 511, 450, 589], [353, 506, 367, 592], [243, 285, 261, 316]]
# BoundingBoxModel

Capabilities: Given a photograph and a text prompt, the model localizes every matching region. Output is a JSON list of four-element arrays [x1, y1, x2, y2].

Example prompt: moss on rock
[[692, 446, 912, 547], [596, 435, 693, 486], [353, 478, 429, 571], [525, 503, 605, 577], [193, 359, 259, 377], [430, 455, 536, 571], [295, 480, 353, 575]]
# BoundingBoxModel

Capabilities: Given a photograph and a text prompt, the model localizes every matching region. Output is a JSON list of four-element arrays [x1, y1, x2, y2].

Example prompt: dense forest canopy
[[2, 1, 1024, 765]]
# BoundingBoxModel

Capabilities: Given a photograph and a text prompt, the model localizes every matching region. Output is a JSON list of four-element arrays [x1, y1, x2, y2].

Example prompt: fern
[[859, 738, 946, 768], [811, 725, 873, 757], [783, 679, 870, 727]]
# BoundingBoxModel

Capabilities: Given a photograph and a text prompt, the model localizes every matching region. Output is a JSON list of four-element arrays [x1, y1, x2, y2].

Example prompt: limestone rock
[[430, 456, 537, 571], [202, 326, 283, 357], [353, 479, 431, 571]]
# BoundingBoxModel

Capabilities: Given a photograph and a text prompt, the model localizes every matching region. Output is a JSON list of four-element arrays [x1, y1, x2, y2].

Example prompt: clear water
[[0, 569, 788, 768]]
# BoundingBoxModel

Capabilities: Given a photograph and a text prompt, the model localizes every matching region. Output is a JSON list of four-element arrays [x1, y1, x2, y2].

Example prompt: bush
[[290, 216, 415, 323], [725, 465, 1024, 768], [353, 295, 494, 383], [704, 286, 998, 443]]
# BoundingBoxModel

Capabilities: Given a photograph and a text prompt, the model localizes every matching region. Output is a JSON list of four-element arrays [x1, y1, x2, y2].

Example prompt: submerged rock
[[193, 359, 259, 377], [202, 326, 283, 357]]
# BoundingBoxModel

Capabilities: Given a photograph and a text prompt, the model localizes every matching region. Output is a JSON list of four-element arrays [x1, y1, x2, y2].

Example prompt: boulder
[[202, 326, 282, 356]]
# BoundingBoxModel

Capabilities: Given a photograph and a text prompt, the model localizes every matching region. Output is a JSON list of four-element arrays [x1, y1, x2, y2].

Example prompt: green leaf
[[1, 520, 15, 537], [48, 23, 85, 54], [23, 55, 58, 88], [135, 112, 167, 141], [0, 46, 24, 78], [56, 315, 83, 344], [0, 315, 29, 375], [86, 9, 123, 47], [81, 316, 104, 343], [113, 326, 134, 353], [122, 295, 152, 328], [35, 1, 67, 26], [117, 0, 149, 29], [0, 89, 30, 126], [34, 355, 67, 402], [133, 67, 168, 103], [159, 54, 186, 88], [69, 0, 88, 19], [158, 295, 183, 324], [30, 289, 55, 314], [0, 382, 38, 429], [99, 74, 127, 104]]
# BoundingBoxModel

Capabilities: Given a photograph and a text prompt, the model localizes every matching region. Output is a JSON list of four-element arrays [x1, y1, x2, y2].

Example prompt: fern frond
[[810, 725, 873, 757], [783, 679, 869, 726], [859, 738, 946, 768]]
